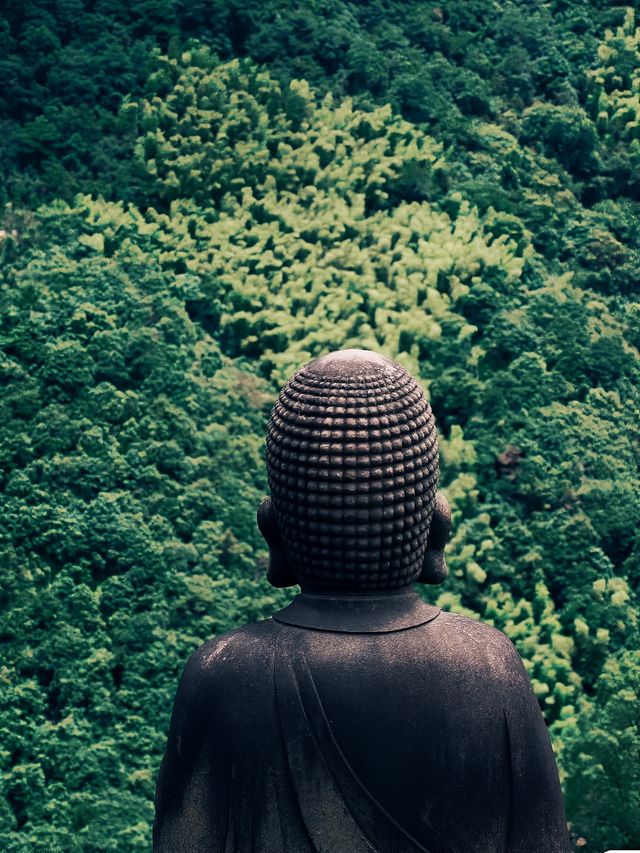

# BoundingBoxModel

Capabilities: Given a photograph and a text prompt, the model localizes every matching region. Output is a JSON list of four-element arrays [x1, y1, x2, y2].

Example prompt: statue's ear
[[257, 497, 298, 588], [417, 492, 451, 585]]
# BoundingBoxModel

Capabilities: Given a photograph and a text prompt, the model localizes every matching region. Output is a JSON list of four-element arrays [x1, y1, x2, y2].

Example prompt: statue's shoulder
[[429, 609, 527, 682], [435, 609, 515, 643], [179, 618, 280, 692]]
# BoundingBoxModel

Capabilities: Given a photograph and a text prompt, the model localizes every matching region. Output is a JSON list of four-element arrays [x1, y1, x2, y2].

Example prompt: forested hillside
[[1, 2, 639, 851]]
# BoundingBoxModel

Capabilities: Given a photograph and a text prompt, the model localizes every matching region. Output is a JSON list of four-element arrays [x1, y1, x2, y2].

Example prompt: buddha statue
[[154, 349, 571, 852]]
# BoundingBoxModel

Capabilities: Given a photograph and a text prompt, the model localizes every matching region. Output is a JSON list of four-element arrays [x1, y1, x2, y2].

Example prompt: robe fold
[[153, 591, 571, 852]]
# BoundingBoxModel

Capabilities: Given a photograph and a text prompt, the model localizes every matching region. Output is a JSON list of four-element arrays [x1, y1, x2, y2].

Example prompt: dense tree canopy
[[1, 2, 639, 851]]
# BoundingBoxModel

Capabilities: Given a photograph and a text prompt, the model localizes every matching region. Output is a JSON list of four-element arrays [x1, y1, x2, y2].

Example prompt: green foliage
[[561, 649, 640, 850], [587, 9, 640, 146], [0, 198, 290, 849], [128, 54, 526, 389], [520, 103, 599, 175]]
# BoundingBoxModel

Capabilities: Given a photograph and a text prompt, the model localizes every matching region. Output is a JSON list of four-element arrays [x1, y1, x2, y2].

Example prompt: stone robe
[[153, 591, 571, 852]]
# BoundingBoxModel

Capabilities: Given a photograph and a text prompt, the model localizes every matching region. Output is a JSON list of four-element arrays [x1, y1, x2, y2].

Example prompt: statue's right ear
[[417, 491, 451, 585], [257, 497, 298, 588]]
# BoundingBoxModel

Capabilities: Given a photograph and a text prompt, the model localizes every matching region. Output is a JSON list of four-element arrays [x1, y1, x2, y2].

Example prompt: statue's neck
[[272, 588, 440, 634]]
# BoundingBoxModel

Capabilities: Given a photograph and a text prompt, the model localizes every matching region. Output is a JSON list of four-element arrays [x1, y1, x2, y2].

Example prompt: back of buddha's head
[[260, 349, 449, 593]]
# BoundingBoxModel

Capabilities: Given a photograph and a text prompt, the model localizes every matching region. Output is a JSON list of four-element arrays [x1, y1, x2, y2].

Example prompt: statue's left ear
[[257, 497, 298, 588], [417, 491, 451, 585]]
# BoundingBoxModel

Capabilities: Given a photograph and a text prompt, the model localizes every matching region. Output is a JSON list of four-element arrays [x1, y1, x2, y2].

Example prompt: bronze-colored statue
[[154, 349, 571, 852]]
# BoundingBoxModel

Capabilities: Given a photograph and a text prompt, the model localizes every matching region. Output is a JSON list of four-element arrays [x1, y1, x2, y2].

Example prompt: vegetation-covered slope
[[1, 2, 639, 851]]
